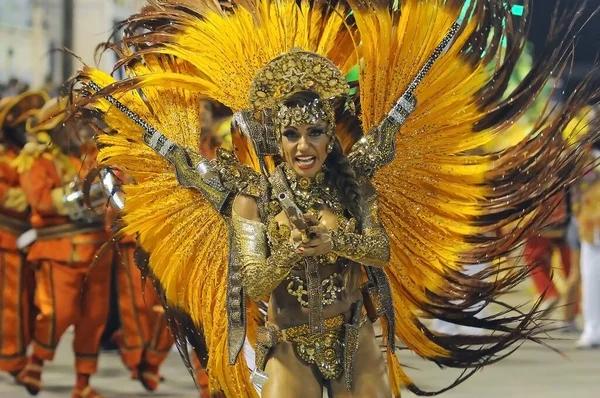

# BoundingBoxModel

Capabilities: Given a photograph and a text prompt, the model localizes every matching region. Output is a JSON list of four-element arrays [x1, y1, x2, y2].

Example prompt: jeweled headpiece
[[236, 49, 350, 168], [250, 49, 349, 138], [275, 99, 329, 129], [249, 48, 350, 111]]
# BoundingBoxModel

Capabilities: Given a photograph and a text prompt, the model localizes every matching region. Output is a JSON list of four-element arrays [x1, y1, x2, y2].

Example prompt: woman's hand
[[289, 213, 320, 246], [289, 213, 333, 256], [298, 225, 333, 257]]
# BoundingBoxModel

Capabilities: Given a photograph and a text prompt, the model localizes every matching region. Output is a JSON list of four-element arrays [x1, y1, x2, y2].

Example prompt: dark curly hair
[[281, 91, 363, 223]]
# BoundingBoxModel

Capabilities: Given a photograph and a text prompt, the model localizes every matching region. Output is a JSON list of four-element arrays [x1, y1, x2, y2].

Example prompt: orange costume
[[113, 234, 174, 391], [101, 167, 174, 391], [0, 147, 34, 375], [16, 99, 111, 398], [0, 92, 46, 376]]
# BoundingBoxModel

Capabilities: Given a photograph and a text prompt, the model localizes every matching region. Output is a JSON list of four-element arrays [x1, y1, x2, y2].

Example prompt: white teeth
[[296, 156, 315, 165], [296, 156, 317, 166], [296, 156, 316, 165]]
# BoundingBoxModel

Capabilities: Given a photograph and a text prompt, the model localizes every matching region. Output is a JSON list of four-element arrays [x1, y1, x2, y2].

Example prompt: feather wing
[[349, 0, 600, 390], [75, 65, 261, 396], [73, 1, 355, 395]]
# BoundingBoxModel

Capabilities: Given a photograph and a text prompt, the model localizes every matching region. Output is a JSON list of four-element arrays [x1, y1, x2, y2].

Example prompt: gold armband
[[331, 228, 389, 267], [232, 211, 301, 301], [331, 189, 390, 266]]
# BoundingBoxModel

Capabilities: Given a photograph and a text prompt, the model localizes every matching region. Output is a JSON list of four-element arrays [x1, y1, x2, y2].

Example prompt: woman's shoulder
[[233, 193, 261, 221]]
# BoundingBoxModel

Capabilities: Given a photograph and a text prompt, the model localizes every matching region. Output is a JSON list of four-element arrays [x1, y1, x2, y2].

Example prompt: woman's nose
[[297, 136, 310, 151]]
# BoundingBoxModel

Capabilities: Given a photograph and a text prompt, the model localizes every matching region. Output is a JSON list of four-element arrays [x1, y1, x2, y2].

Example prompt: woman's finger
[[308, 225, 328, 235], [300, 246, 323, 256], [301, 232, 331, 248], [301, 238, 324, 248], [290, 229, 306, 246], [298, 237, 333, 255], [304, 213, 320, 226]]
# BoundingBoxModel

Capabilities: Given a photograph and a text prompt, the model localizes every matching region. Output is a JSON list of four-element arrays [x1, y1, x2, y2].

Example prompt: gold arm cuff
[[232, 211, 298, 300], [331, 229, 389, 266]]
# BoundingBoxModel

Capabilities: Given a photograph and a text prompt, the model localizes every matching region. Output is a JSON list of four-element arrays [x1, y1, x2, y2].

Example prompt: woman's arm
[[232, 194, 301, 301], [330, 181, 390, 267]]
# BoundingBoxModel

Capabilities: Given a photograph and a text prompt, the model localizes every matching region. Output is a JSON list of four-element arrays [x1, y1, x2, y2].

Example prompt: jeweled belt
[[251, 300, 365, 391]]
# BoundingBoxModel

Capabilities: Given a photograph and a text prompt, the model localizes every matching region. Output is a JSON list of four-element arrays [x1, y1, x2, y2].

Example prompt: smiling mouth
[[295, 156, 316, 169]]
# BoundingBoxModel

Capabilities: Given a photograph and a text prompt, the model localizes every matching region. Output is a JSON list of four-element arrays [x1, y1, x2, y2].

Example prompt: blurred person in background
[[562, 191, 583, 334], [2, 79, 22, 97], [110, 207, 175, 392], [479, 43, 577, 326], [15, 97, 112, 398], [523, 193, 574, 320], [571, 108, 600, 348], [0, 91, 47, 379]]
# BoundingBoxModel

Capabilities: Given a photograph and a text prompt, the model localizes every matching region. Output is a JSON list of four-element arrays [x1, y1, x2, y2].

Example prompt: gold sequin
[[286, 272, 344, 307], [330, 189, 390, 266]]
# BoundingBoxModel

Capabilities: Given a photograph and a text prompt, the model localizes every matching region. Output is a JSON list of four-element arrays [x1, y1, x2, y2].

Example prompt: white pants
[[431, 262, 489, 335], [580, 242, 600, 342]]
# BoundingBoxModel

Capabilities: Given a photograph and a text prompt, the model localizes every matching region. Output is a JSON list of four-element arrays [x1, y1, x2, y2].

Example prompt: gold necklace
[[283, 163, 325, 191], [281, 164, 344, 215]]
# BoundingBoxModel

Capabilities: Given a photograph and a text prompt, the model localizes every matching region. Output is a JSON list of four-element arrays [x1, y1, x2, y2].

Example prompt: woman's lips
[[295, 155, 316, 170]]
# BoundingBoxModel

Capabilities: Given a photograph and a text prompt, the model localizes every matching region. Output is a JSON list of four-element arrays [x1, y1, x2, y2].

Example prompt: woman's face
[[281, 121, 329, 178]]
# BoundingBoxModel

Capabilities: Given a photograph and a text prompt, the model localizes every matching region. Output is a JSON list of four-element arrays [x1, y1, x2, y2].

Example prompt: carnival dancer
[[111, 228, 175, 391], [73, 1, 600, 396]]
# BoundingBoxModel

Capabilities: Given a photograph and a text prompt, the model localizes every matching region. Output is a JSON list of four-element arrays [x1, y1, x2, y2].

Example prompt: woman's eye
[[282, 130, 300, 140], [308, 129, 325, 137]]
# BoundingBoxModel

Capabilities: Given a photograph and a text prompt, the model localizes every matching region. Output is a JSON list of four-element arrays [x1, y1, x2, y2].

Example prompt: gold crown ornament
[[244, 49, 350, 159], [249, 48, 350, 110]]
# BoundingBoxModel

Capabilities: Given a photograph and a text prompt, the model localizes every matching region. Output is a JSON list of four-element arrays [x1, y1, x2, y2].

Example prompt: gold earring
[[326, 140, 334, 153]]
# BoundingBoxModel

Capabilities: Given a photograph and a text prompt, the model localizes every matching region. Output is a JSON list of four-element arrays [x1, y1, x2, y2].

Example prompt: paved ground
[[1, 289, 599, 397]]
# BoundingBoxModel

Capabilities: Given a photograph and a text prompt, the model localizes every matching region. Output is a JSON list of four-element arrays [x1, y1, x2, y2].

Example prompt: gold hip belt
[[253, 302, 367, 390], [276, 314, 346, 380]]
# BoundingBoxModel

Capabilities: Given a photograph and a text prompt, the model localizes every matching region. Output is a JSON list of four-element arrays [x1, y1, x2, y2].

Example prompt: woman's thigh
[[329, 321, 391, 398], [262, 341, 323, 398]]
